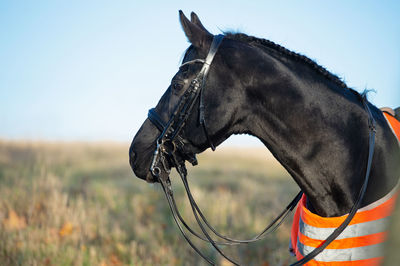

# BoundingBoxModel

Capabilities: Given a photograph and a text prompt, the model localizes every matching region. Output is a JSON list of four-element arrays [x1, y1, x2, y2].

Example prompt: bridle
[[147, 35, 224, 178], [146, 34, 377, 265]]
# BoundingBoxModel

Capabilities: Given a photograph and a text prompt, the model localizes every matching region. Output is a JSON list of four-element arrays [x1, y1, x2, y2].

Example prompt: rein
[[147, 34, 377, 265]]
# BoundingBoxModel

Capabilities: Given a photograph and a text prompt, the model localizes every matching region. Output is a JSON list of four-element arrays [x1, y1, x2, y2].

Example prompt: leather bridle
[[147, 35, 224, 179], [146, 34, 377, 265]]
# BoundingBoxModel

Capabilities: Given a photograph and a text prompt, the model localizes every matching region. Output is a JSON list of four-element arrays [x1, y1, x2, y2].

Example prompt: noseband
[[145, 34, 377, 266]]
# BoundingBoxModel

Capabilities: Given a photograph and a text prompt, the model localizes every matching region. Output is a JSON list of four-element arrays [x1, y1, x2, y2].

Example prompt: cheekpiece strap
[[148, 108, 166, 132], [199, 34, 224, 78]]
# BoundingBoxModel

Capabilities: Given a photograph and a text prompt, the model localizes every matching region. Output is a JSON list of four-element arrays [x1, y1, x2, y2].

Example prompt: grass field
[[0, 140, 398, 266]]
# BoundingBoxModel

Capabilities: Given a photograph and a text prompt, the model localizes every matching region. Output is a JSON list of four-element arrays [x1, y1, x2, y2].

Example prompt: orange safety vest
[[290, 111, 400, 265]]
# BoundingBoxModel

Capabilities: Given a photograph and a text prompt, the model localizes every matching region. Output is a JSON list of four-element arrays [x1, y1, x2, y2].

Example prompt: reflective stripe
[[358, 181, 399, 211], [297, 238, 384, 262], [299, 217, 390, 241], [300, 193, 397, 228], [299, 231, 386, 249], [294, 187, 399, 264], [296, 253, 383, 266]]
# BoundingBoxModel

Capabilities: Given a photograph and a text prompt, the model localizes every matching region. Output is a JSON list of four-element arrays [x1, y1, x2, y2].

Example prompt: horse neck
[[235, 49, 394, 217]]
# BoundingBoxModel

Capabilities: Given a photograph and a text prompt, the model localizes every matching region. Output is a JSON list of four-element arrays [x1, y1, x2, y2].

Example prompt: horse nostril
[[129, 149, 137, 167]]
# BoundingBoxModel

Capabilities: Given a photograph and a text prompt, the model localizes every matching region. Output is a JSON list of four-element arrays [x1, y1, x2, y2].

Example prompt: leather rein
[[147, 34, 377, 265]]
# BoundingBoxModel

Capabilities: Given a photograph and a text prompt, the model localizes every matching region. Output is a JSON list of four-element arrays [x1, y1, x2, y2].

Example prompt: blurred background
[[0, 1, 399, 265]]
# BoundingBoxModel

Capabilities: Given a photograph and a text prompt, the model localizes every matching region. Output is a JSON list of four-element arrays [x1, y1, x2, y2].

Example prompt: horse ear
[[190, 12, 211, 35], [179, 10, 212, 49]]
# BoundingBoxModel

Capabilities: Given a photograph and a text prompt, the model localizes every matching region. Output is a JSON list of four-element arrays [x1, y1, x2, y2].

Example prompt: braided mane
[[225, 32, 354, 92]]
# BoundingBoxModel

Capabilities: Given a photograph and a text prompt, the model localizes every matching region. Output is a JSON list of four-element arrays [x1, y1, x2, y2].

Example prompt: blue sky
[[1, 1, 399, 146]]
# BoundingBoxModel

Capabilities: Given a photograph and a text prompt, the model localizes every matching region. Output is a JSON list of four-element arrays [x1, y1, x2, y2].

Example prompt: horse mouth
[[145, 171, 158, 183]]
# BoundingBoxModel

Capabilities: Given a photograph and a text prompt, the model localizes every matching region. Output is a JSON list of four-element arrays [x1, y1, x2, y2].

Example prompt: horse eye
[[173, 83, 183, 91]]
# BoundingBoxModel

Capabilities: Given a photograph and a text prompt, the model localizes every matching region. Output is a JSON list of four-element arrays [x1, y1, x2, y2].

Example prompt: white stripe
[[299, 217, 389, 240], [358, 178, 399, 212], [299, 178, 399, 240], [297, 238, 384, 262]]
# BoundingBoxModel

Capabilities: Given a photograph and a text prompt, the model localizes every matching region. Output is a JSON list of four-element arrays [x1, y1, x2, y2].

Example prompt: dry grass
[[1, 140, 399, 265], [0, 140, 303, 265]]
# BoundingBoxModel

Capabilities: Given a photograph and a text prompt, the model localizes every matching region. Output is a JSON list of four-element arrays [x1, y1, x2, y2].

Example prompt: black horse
[[129, 11, 399, 263]]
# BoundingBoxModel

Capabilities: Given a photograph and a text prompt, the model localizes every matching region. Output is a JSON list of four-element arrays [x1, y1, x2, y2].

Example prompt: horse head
[[129, 11, 256, 183]]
